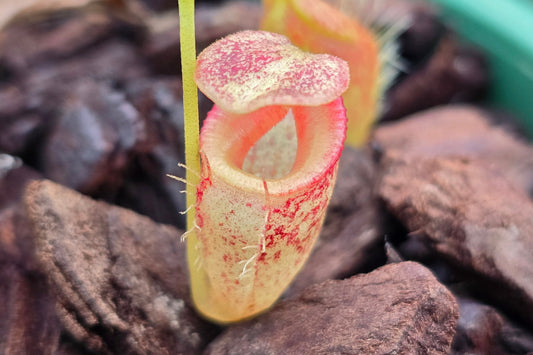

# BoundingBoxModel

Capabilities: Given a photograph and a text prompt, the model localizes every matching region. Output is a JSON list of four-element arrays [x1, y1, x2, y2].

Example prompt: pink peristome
[[195, 30, 350, 114]]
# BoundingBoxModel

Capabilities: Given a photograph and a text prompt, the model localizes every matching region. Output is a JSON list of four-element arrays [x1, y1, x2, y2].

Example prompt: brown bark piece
[[24, 179, 216, 354], [374, 105, 533, 195], [379, 155, 533, 327], [0, 0, 94, 29], [0, 165, 61, 355], [0, 263, 61, 355], [121, 78, 187, 226], [452, 296, 533, 354], [0, 3, 144, 75], [382, 36, 488, 121], [206, 262, 459, 355], [41, 80, 144, 195], [143, 1, 262, 75]]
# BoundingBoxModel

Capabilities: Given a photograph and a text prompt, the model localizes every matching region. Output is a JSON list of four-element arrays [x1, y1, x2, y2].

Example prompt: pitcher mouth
[[199, 97, 346, 197]]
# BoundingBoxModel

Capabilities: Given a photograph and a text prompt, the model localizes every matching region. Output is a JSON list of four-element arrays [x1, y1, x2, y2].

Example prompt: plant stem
[[178, 0, 207, 312], [178, 0, 199, 230]]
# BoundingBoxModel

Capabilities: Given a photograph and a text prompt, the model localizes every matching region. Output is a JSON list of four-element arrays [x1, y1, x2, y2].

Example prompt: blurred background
[[1, 0, 530, 229], [0, 0, 263, 228]]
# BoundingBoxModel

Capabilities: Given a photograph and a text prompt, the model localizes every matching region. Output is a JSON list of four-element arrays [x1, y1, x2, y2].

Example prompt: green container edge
[[427, 0, 533, 137]]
